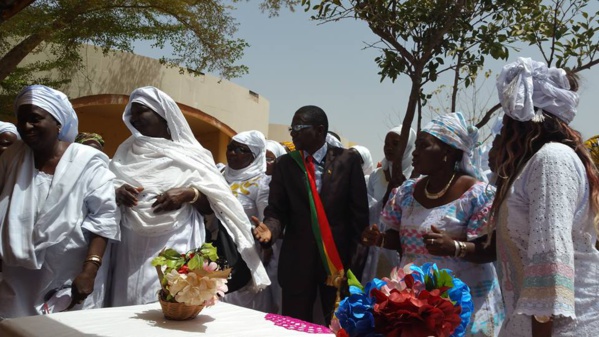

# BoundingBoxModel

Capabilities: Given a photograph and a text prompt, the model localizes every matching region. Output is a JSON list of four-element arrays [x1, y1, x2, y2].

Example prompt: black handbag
[[209, 220, 252, 293]]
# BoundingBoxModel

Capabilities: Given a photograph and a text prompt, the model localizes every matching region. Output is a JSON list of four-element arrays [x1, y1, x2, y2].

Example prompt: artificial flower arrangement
[[331, 263, 473, 337], [151, 243, 231, 320]]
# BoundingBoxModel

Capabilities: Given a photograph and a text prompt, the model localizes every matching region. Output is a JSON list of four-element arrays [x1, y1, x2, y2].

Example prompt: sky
[[136, 1, 599, 162]]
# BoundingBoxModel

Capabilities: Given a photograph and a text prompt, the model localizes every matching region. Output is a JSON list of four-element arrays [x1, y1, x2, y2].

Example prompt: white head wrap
[[496, 57, 579, 124], [266, 139, 286, 158], [351, 145, 374, 176], [326, 133, 344, 148], [111, 86, 269, 291], [224, 130, 267, 183], [422, 111, 486, 182], [381, 125, 417, 178], [14, 85, 78, 142], [0, 121, 20, 139]]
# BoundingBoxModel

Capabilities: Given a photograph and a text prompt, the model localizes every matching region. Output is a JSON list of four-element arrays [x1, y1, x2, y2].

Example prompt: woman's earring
[[443, 155, 447, 162]]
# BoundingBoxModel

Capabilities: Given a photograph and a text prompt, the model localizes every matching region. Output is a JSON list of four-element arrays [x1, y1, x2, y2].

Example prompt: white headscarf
[[326, 133, 344, 148], [14, 85, 78, 142], [381, 125, 417, 178], [422, 111, 486, 182], [110, 86, 269, 291], [224, 130, 267, 183], [497, 57, 579, 124], [351, 145, 374, 176], [0, 121, 19, 139], [266, 139, 286, 158]]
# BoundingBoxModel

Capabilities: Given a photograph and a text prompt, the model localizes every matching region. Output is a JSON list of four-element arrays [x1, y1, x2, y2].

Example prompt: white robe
[[0, 142, 120, 318]]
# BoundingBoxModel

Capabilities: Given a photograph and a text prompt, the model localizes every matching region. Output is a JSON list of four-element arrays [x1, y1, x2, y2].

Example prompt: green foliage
[[508, 0, 598, 70], [0, 0, 271, 114], [346, 269, 364, 291]]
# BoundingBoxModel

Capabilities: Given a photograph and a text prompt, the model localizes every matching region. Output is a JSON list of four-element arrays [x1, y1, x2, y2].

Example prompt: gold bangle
[[453, 240, 460, 257], [85, 255, 102, 267], [189, 187, 200, 204], [458, 241, 467, 258]]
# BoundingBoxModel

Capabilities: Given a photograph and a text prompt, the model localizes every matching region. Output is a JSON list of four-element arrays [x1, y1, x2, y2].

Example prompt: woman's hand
[[361, 224, 383, 247], [115, 184, 143, 207], [69, 265, 98, 309], [251, 216, 272, 243], [152, 187, 195, 213], [423, 225, 456, 256]]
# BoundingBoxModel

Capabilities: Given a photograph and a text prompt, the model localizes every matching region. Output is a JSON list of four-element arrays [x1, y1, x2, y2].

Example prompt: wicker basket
[[159, 297, 204, 320]]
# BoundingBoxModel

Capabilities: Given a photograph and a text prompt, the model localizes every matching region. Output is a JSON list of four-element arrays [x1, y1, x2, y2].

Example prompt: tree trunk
[[391, 73, 421, 184], [0, 32, 46, 83]]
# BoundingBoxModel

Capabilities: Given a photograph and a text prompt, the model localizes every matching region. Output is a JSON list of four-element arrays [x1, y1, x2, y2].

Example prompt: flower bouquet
[[331, 263, 473, 337], [151, 243, 230, 320]]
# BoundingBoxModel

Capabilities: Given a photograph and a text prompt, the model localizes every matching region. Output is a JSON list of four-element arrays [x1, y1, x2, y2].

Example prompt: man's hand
[[251, 216, 272, 243]]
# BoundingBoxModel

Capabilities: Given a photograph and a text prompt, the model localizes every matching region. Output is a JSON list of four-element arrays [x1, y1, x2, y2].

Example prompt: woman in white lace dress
[[491, 57, 599, 336]]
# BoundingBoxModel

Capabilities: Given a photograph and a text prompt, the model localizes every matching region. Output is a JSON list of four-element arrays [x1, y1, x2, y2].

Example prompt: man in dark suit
[[253, 105, 369, 324]]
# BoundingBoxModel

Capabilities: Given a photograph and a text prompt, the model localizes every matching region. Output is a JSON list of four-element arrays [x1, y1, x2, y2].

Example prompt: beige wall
[[18, 44, 271, 160], [61, 44, 270, 136]]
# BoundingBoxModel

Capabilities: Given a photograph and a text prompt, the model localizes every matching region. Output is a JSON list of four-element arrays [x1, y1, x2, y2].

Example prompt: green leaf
[[187, 254, 204, 271], [346, 269, 364, 291], [200, 242, 219, 262]]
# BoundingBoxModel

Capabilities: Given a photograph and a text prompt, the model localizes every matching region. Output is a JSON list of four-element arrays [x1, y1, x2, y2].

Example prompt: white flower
[[164, 267, 229, 307]]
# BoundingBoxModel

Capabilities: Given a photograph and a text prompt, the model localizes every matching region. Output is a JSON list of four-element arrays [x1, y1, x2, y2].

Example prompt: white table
[[0, 302, 334, 337]]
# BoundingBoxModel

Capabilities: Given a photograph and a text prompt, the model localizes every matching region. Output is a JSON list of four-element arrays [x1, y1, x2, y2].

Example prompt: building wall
[[18, 44, 270, 161]]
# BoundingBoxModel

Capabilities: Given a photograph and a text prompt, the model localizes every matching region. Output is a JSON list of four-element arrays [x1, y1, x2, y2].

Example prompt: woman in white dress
[[0, 85, 120, 317], [362, 112, 505, 336], [221, 130, 273, 312], [491, 57, 599, 336], [361, 126, 416, 282], [109, 86, 269, 306]]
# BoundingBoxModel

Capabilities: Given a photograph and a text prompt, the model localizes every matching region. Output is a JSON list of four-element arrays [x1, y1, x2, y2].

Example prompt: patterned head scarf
[[265, 139, 286, 158], [422, 111, 486, 182], [0, 121, 20, 139], [497, 57, 578, 124], [14, 85, 78, 142], [585, 135, 599, 167], [75, 132, 105, 147], [224, 130, 267, 182], [351, 145, 374, 176]]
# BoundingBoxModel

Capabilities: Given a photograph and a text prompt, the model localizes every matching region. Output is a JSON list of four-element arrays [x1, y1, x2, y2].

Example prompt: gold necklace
[[424, 172, 456, 200]]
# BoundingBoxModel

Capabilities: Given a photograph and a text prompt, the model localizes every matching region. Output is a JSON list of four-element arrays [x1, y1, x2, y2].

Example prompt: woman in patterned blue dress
[[362, 112, 504, 336]]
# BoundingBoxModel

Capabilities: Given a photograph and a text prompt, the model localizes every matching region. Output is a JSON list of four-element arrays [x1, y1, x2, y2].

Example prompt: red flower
[[371, 288, 461, 337], [335, 328, 349, 337], [177, 265, 189, 274]]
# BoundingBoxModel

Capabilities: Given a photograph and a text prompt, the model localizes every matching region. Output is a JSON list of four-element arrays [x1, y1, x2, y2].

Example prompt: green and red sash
[[289, 150, 344, 288]]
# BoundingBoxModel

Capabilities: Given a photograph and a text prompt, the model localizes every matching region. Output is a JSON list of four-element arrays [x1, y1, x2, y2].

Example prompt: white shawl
[[0, 141, 117, 269], [110, 86, 269, 291], [224, 130, 267, 183]]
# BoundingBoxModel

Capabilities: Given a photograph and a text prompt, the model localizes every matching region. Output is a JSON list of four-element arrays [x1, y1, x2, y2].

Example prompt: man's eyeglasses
[[288, 124, 313, 132], [227, 145, 253, 155]]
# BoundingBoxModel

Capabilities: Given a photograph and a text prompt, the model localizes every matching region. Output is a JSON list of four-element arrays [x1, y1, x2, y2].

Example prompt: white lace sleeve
[[516, 143, 584, 318]]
